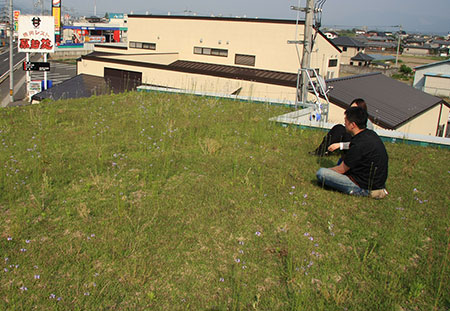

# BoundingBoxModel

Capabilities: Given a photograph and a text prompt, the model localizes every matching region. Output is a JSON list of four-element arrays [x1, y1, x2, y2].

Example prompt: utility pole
[[395, 25, 402, 67], [9, 0, 13, 102], [300, 0, 314, 105], [290, 0, 315, 105]]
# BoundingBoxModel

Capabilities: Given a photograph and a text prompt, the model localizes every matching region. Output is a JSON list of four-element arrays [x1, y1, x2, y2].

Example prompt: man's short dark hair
[[345, 106, 368, 129]]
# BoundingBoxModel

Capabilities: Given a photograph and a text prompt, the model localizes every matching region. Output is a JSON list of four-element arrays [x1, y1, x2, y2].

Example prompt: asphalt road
[[0, 46, 77, 107], [0, 46, 26, 78]]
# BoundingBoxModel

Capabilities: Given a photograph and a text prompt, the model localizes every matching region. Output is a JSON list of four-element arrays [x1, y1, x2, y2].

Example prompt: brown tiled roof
[[325, 73, 448, 129]]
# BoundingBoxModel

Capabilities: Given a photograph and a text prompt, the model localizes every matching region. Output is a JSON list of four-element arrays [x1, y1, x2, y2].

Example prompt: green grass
[[0, 92, 449, 310]]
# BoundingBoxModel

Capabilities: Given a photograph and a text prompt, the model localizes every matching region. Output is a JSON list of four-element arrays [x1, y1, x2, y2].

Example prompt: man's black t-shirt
[[344, 129, 388, 190]]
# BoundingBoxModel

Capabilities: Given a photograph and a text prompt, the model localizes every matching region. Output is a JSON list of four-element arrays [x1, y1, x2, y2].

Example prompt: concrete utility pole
[[9, 0, 13, 102], [395, 25, 402, 67], [300, 0, 315, 105]]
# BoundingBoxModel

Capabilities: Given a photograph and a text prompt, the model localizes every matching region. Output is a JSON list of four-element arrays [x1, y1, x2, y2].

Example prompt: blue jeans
[[316, 168, 369, 196]]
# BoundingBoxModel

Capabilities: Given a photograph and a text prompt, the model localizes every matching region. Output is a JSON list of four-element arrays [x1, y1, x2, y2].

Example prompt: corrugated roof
[[325, 73, 448, 129], [414, 59, 450, 70], [31, 74, 108, 101], [168, 60, 298, 87]]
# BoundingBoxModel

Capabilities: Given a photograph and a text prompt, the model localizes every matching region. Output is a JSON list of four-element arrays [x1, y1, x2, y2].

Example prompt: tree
[[399, 64, 412, 75]]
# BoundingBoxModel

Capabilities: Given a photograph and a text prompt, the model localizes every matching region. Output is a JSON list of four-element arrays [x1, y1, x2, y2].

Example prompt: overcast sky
[[15, 0, 450, 35]]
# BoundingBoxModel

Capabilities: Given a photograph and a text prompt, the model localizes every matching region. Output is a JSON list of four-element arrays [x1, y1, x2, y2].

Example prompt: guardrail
[[0, 56, 26, 84]]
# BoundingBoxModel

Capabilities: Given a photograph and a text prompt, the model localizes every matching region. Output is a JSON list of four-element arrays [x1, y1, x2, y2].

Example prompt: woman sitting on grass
[[310, 98, 373, 156]]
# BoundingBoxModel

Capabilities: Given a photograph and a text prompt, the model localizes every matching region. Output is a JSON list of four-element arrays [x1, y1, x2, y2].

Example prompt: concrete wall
[[403, 47, 431, 56], [340, 65, 398, 77]]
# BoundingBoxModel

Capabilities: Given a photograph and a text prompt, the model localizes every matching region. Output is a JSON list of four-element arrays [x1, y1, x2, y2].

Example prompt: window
[[129, 41, 156, 50], [194, 46, 228, 57], [235, 54, 256, 66], [328, 59, 338, 67], [343, 47, 347, 52]]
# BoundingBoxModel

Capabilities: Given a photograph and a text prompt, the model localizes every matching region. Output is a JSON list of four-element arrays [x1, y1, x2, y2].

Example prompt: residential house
[[364, 41, 398, 53], [331, 36, 365, 65], [350, 52, 374, 66], [413, 59, 450, 98], [76, 15, 342, 101], [430, 40, 450, 56]]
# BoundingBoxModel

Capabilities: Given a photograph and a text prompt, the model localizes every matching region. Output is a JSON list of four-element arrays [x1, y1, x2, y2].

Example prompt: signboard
[[23, 61, 51, 71], [18, 15, 55, 53], [28, 80, 42, 99], [13, 10, 20, 34], [53, 7, 61, 34], [52, 0, 61, 44], [85, 36, 106, 43]]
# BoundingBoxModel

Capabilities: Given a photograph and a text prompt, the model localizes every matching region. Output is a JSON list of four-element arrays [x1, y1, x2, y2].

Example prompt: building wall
[[424, 76, 450, 97], [126, 16, 340, 77], [396, 103, 450, 137], [77, 58, 297, 100], [403, 47, 431, 56]]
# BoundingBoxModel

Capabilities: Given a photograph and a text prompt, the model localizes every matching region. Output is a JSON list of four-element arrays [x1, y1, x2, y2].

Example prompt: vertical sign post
[[13, 10, 20, 36], [52, 0, 61, 45]]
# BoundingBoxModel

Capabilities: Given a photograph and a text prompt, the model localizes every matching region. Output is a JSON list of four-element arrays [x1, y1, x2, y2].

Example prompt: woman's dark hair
[[351, 98, 368, 112]]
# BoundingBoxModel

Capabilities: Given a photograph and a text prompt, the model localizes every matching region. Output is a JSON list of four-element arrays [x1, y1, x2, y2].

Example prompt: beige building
[[331, 37, 365, 65], [77, 15, 341, 101]]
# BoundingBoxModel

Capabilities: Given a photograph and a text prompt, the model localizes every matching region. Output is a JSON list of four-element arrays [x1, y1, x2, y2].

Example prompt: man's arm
[[330, 161, 350, 174]]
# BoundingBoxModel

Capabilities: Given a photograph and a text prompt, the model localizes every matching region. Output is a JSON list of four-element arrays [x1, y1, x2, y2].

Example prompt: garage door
[[104, 68, 142, 93]]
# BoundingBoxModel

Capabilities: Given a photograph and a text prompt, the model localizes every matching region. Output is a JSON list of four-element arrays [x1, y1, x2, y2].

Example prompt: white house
[[413, 59, 450, 98]]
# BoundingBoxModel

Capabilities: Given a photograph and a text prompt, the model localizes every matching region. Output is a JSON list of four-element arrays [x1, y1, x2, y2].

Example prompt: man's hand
[[328, 143, 340, 152]]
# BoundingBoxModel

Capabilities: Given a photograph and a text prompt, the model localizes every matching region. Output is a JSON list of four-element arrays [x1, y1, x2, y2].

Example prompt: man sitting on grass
[[316, 106, 388, 199]]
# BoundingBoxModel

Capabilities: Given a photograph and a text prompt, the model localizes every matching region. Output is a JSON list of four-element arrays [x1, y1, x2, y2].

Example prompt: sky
[[14, 0, 450, 35]]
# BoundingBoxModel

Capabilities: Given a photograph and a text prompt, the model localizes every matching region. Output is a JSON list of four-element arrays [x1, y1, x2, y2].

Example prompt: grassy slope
[[0, 92, 449, 310]]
